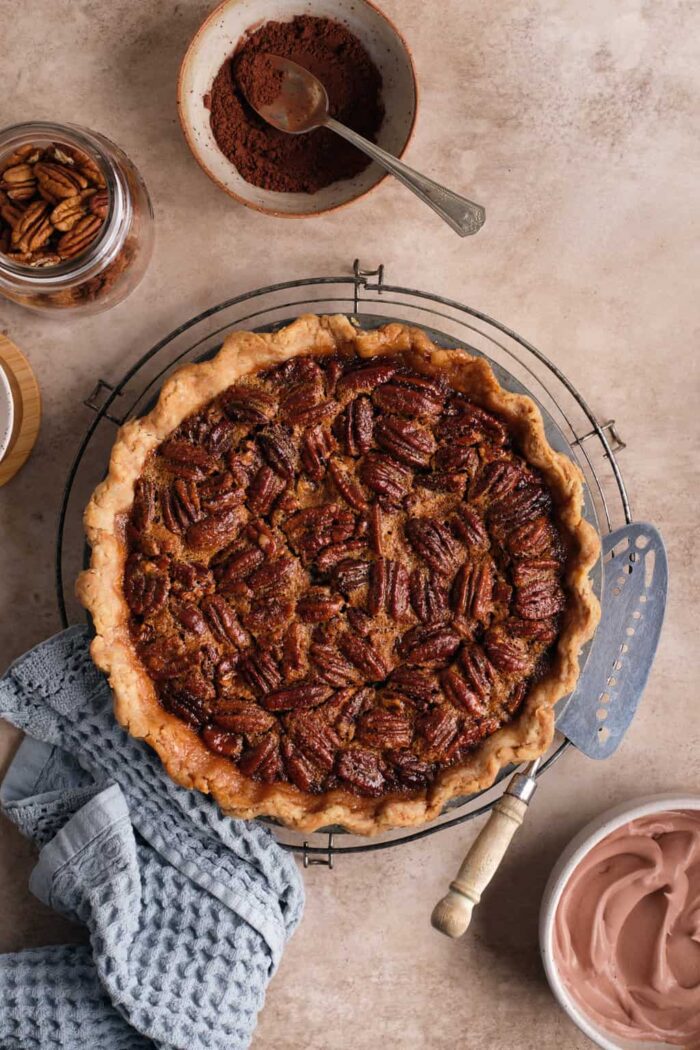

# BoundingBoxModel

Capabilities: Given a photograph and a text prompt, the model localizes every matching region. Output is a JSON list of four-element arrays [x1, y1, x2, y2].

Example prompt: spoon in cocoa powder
[[244, 54, 485, 237]]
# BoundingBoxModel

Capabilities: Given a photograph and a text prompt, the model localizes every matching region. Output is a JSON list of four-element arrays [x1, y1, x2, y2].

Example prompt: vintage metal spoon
[[246, 54, 485, 237]]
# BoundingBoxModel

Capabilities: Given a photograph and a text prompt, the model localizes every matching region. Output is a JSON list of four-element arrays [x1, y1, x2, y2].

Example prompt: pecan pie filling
[[123, 349, 567, 800]]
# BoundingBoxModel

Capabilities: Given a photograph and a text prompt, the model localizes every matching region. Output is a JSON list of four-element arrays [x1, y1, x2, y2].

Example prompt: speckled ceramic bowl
[[0, 361, 15, 464], [177, 0, 417, 217], [540, 793, 700, 1050]]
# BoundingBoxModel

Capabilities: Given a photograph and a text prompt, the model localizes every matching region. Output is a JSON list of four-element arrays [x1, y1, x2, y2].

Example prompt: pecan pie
[[78, 315, 600, 833]]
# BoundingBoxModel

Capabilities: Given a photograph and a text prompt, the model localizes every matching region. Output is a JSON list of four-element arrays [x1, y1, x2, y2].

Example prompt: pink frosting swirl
[[554, 809, 700, 1046]]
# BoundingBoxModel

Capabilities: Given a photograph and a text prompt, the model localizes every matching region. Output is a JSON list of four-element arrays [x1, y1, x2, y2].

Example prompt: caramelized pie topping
[[122, 349, 567, 799]]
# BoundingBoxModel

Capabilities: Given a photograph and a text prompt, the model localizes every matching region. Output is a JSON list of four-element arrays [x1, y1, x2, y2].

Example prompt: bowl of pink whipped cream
[[540, 794, 700, 1049]]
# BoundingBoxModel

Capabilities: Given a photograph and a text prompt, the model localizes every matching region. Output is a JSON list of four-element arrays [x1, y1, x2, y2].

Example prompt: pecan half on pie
[[78, 315, 600, 833]]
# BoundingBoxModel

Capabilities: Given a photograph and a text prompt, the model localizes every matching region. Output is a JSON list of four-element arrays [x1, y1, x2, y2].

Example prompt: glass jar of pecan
[[0, 121, 154, 315]]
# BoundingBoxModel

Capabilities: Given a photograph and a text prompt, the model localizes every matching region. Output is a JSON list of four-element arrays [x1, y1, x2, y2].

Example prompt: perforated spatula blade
[[556, 522, 668, 759]]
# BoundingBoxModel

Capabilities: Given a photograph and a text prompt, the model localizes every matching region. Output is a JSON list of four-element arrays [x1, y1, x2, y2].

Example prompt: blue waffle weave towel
[[0, 626, 304, 1049]]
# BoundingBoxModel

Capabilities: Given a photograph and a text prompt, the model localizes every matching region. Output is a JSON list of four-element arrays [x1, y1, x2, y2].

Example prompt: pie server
[[431, 521, 668, 938]]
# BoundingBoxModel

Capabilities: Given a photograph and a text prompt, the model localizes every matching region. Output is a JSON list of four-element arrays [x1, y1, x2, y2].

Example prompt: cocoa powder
[[209, 15, 384, 194], [237, 53, 285, 112]]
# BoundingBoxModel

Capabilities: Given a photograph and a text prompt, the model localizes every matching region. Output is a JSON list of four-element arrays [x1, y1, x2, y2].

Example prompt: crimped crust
[[77, 315, 600, 834]]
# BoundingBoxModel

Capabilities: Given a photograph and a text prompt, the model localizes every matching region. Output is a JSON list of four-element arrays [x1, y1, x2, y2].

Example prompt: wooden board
[[0, 334, 41, 487]]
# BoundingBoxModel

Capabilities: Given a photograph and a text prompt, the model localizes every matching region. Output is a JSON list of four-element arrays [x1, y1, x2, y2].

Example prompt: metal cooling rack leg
[[84, 379, 123, 426], [352, 259, 385, 313], [572, 419, 626, 453], [302, 834, 335, 869]]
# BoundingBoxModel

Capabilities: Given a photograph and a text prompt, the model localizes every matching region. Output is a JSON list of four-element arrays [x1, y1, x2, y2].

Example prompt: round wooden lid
[[0, 334, 41, 488]]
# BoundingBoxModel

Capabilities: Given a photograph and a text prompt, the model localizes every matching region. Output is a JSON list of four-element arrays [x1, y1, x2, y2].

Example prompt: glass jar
[[0, 121, 154, 315]]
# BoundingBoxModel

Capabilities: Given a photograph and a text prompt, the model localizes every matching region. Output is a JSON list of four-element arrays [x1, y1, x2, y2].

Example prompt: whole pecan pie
[[78, 315, 600, 833]]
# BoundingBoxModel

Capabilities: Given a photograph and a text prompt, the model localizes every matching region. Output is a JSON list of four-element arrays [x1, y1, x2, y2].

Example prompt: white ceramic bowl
[[540, 793, 700, 1050], [177, 0, 417, 217], [0, 361, 15, 463]]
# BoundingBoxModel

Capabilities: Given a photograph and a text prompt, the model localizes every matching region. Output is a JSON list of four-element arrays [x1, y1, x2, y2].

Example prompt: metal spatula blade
[[556, 522, 668, 759], [431, 521, 668, 937]]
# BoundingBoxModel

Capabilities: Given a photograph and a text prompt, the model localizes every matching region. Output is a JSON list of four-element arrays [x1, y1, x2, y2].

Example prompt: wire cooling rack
[[56, 260, 631, 865]]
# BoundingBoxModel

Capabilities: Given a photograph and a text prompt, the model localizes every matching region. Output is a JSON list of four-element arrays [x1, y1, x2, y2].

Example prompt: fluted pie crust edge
[[77, 314, 600, 835]]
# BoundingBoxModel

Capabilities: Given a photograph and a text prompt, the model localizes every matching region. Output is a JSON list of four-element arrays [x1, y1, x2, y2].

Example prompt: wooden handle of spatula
[[431, 794, 529, 938]]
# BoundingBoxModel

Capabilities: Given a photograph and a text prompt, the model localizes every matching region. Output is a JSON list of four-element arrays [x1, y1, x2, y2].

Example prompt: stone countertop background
[[1, 0, 698, 1046]]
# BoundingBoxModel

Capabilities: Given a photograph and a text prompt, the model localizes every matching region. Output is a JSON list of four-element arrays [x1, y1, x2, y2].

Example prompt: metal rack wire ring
[[55, 261, 631, 863]]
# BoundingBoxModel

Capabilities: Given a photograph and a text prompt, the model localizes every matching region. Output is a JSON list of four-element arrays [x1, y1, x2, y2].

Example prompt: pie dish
[[77, 314, 600, 834]]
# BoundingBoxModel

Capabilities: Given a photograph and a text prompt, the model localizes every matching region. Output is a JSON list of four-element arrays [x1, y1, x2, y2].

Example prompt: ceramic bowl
[[0, 362, 15, 463], [539, 793, 700, 1050], [177, 0, 417, 217]]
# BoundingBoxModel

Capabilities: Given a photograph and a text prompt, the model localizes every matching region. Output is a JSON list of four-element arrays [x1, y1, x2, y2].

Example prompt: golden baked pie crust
[[77, 314, 600, 834]]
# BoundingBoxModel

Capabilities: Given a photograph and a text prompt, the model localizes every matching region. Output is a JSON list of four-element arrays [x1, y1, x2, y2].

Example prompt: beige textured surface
[[0, 0, 698, 1046]]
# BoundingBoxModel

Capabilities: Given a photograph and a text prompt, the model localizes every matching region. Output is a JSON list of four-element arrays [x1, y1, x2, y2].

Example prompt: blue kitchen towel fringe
[[0, 626, 304, 1050]]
